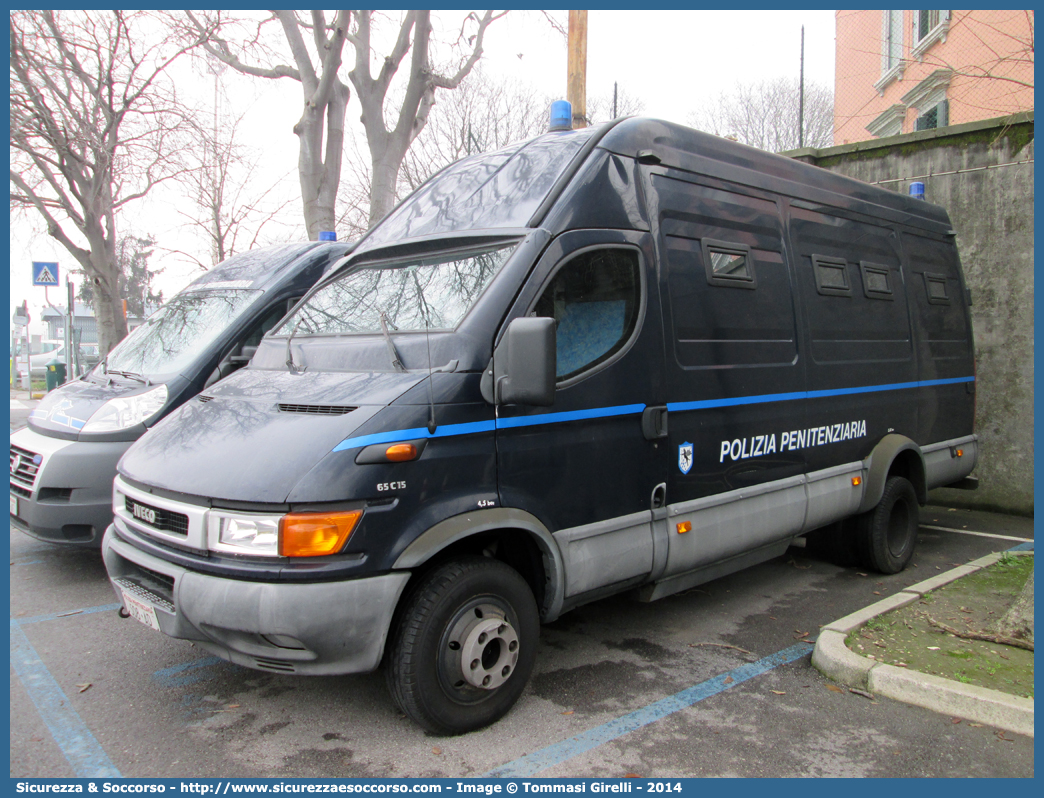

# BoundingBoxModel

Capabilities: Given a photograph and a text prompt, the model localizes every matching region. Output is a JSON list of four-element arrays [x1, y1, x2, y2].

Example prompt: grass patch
[[846, 554, 1033, 698]]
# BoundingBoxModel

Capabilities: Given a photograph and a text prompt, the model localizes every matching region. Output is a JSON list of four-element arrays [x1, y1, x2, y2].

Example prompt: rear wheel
[[856, 476, 919, 574], [385, 557, 539, 735]]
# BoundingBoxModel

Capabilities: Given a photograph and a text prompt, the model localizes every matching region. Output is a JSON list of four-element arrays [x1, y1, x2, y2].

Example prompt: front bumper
[[10, 426, 131, 546], [102, 524, 411, 675]]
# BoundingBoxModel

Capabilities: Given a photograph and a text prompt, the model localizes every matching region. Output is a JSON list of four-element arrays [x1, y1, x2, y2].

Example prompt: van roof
[[355, 117, 952, 257], [186, 242, 324, 292]]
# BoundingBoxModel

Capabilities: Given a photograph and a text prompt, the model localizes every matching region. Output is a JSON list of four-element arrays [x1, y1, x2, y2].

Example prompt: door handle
[[642, 405, 668, 440]]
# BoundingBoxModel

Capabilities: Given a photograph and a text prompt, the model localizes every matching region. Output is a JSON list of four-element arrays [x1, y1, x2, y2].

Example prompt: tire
[[855, 476, 919, 574], [385, 557, 539, 735]]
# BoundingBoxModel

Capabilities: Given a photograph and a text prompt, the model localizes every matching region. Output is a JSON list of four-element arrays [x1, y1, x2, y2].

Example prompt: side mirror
[[481, 317, 556, 407]]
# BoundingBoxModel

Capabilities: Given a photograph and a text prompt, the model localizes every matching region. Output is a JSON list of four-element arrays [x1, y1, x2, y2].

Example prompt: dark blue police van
[[102, 117, 978, 734], [11, 240, 352, 547]]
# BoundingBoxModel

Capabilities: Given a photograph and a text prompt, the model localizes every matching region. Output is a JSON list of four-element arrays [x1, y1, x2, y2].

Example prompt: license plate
[[10, 494, 18, 516], [122, 590, 160, 631]]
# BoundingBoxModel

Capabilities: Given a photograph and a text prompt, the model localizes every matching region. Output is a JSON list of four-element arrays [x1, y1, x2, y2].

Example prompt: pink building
[[834, 10, 1034, 144]]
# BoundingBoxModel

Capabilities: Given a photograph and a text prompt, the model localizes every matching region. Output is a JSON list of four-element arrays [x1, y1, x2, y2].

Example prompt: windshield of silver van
[[274, 244, 515, 335], [103, 289, 261, 377]]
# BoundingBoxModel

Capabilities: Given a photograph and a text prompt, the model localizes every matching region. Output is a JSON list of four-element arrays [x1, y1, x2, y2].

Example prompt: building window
[[912, 10, 950, 59], [874, 11, 906, 94], [915, 100, 949, 130], [866, 104, 906, 138], [902, 69, 952, 131]]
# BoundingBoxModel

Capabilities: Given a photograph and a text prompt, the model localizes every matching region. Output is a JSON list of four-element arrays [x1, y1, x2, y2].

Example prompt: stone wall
[[786, 113, 1034, 515]]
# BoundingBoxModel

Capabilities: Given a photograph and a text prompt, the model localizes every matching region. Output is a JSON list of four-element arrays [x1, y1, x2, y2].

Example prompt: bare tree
[[78, 234, 164, 318], [186, 10, 505, 238], [177, 103, 299, 270], [337, 69, 551, 238], [690, 77, 835, 152], [9, 11, 207, 354], [586, 85, 645, 125]]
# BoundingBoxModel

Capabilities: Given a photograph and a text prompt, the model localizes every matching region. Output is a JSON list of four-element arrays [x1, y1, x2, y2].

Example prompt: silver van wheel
[[386, 557, 538, 735]]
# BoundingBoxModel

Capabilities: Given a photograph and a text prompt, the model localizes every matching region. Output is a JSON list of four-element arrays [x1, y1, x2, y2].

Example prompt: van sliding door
[[494, 230, 669, 603]]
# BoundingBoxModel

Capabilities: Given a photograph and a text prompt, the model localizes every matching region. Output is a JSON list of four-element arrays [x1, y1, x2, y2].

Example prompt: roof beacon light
[[909, 182, 925, 201], [318, 231, 337, 241], [549, 100, 572, 132]]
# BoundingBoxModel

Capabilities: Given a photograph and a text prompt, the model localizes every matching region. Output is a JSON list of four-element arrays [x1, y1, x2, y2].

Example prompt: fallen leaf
[[849, 688, 874, 699], [948, 508, 956, 511], [826, 684, 843, 693], [561, 710, 574, 715], [872, 591, 881, 595], [724, 676, 734, 684], [768, 616, 777, 620], [927, 646, 940, 650], [970, 723, 983, 728], [227, 704, 240, 709], [623, 774, 640, 779], [771, 690, 786, 695], [951, 718, 962, 724], [76, 683, 91, 693], [857, 572, 868, 577], [432, 747, 442, 755]]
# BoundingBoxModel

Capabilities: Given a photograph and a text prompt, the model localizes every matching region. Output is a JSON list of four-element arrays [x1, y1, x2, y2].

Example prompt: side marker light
[[851, 476, 862, 487], [386, 443, 419, 462], [956, 449, 963, 458], [677, 521, 692, 534]]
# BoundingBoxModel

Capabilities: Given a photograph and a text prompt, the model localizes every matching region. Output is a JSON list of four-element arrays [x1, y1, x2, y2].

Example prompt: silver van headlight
[[209, 511, 282, 556], [82, 385, 168, 433]]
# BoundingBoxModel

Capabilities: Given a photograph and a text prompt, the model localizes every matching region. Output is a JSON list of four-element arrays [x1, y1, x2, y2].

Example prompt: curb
[[812, 549, 1034, 738]]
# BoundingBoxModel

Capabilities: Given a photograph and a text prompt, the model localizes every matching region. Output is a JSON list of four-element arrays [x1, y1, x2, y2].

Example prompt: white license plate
[[122, 590, 160, 631], [10, 494, 18, 516]]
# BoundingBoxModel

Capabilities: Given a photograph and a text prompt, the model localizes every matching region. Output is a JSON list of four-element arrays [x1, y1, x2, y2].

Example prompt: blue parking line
[[485, 642, 814, 777], [1008, 541, 1034, 552], [10, 620, 122, 777], [14, 602, 122, 627], [152, 656, 226, 688]]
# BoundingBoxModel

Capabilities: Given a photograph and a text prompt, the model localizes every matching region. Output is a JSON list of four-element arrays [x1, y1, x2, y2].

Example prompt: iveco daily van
[[102, 118, 978, 734], [11, 240, 352, 546]]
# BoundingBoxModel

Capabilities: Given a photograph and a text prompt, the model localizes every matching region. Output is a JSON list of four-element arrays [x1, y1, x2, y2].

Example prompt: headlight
[[82, 385, 168, 433], [210, 512, 283, 556], [208, 509, 363, 557]]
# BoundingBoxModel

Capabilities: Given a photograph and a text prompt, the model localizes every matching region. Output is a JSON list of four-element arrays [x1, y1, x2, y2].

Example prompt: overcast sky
[[9, 9, 836, 333]]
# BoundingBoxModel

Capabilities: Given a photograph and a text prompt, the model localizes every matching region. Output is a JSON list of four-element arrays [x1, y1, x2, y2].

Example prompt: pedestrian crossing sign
[[32, 261, 59, 286]]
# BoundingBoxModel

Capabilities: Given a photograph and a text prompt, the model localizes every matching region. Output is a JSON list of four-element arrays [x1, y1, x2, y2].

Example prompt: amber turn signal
[[955, 449, 963, 458], [280, 510, 362, 557], [851, 476, 862, 487], [386, 443, 419, 462], [676, 521, 692, 534]]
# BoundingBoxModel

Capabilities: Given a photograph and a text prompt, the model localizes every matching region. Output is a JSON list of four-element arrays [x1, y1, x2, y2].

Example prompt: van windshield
[[104, 289, 261, 377], [274, 244, 515, 335]]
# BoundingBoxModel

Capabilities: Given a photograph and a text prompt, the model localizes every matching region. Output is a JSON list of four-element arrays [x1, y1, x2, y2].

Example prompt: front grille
[[10, 484, 31, 499], [198, 395, 213, 403], [278, 403, 356, 416], [10, 444, 42, 490], [125, 496, 189, 536]]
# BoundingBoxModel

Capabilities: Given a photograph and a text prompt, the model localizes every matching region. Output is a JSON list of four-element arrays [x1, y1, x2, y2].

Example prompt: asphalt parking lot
[[9, 502, 1033, 779]]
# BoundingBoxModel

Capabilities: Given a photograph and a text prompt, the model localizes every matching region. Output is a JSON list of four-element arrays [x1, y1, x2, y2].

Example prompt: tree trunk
[[993, 568, 1034, 643]]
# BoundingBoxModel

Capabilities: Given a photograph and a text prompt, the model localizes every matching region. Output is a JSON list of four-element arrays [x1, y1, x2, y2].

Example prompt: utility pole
[[567, 11, 588, 129], [798, 25, 805, 149]]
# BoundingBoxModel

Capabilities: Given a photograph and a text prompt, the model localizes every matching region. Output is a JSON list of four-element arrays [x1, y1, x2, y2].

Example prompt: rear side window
[[533, 248, 642, 381], [860, 261, 894, 300], [702, 240, 755, 288], [924, 272, 950, 304], [812, 255, 851, 296]]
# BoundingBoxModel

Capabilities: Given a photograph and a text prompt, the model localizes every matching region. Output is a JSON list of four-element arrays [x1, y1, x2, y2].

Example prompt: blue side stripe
[[330, 376, 975, 453], [331, 419, 497, 452], [485, 642, 813, 777], [669, 376, 975, 413]]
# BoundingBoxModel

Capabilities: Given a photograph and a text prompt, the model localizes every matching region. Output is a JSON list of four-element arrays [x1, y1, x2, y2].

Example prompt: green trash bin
[[46, 358, 67, 391]]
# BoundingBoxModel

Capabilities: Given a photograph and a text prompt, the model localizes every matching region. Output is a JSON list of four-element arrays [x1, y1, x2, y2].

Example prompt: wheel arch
[[393, 508, 566, 623], [858, 433, 927, 513]]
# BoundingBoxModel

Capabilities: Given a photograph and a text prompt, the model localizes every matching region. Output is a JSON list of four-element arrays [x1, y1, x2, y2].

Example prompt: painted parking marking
[[13, 602, 122, 627], [10, 619, 122, 777], [485, 642, 813, 778], [153, 656, 227, 688], [919, 524, 1032, 543]]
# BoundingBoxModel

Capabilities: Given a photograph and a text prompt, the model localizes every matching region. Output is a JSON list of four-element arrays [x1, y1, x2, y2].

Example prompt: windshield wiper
[[379, 311, 407, 373], [107, 369, 150, 386], [286, 320, 307, 375]]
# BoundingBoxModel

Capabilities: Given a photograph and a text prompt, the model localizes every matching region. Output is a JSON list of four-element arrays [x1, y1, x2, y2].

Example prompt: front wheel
[[856, 476, 919, 574], [385, 557, 539, 735]]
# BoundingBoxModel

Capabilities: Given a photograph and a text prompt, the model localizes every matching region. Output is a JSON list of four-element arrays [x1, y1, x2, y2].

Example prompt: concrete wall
[[786, 113, 1034, 515]]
